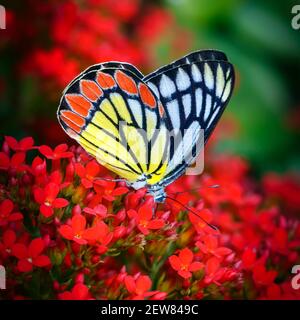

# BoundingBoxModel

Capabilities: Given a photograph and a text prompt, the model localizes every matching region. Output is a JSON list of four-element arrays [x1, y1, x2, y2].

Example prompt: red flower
[[0, 199, 23, 226], [253, 265, 277, 286], [0, 152, 26, 171], [169, 248, 203, 279], [39, 144, 73, 160], [59, 214, 107, 245], [127, 199, 164, 235], [188, 209, 214, 233], [12, 238, 51, 272], [125, 275, 160, 300], [58, 283, 92, 300], [94, 179, 129, 201], [75, 160, 101, 188], [5, 136, 35, 152], [0, 230, 17, 259], [83, 204, 107, 218], [196, 235, 232, 258], [34, 182, 69, 217]]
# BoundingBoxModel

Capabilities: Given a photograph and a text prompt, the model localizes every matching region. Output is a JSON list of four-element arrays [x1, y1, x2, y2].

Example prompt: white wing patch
[[204, 63, 214, 90], [195, 88, 203, 117], [182, 93, 192, 118], [176, 68, 191, 91], [127, 99, 143, 127], [216, 64, 225, 98], [160, 74, 176, 98], [166, 121, 201, 174], [191, 64, 202, 82], [166, 100, 180, 128]]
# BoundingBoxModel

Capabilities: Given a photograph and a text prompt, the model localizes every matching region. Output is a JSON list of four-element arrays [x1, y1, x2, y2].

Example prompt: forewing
[[57, 66, 168, 183]]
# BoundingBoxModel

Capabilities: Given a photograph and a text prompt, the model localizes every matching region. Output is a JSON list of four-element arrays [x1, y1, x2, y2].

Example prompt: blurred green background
[[1, 0, 300, 175]]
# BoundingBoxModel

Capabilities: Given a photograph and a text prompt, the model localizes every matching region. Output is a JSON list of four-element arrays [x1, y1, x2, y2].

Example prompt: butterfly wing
[[58, 64, 169, 185], [144, 51, 235, 187]]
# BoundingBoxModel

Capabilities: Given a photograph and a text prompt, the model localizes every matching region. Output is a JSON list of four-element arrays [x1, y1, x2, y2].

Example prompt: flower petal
[[59, 225, 74, 240], [40, 204, 54, 217], [189, 262, 204, 272], [71, 214, 86, 234], [33, 255, 51, 267], [29, 238, 45, 258], [12, 243, 28, 259], [53, 198, 69, 208], [169, 255, 181, 271], [179, 248, 193, 265], [18, 259, 33, 273]]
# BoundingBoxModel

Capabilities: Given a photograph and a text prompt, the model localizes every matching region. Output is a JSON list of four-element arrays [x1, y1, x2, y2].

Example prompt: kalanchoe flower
[[83, 204, 107, 218], [39, 144, 73, 160], [0, 199, 23, 226], [124, 275, 163, 300], [127, 198, 165, 235], [75, 160, 102, 189], [12, 238, 51, 272], [0, 230, 17, 259], [0, 133, 299, 300], [0, 151, 27, 172], [34, 182, 69, 217], [196, 235, 232, 258], [59, 214, 109, 245], [58, 283, 92, 300], [169, 248, 204, 279], [5, 136, 35, 152]]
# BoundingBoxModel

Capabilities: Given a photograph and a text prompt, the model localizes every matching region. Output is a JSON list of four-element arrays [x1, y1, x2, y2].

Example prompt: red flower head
[[0, 199, 23, 226], [39, 144, 73, 160], [253, 265, 277, 286], [0, 152, 27, 172], [196, 235, 232, 258], [34, 182, 69, 217], [75, 160, 101, 188], [169, 248, 203, 279], [12, 238, 51, 272], [127, 198, 165, 235], [188, 208, 215, 233], [59, 214, 109, 245], [5, 136, 35, 152], [0, 230, 17, 259], [83, 204, 107, 218], [124, 274, 161, 300], [94, 179, 129, 201], [58, 283, 92, 300]]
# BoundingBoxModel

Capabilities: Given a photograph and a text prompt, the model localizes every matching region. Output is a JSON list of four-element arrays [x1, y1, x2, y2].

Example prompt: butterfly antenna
[[94, 177, 127, 182], [169, 184, 220, 195], [165, 195, 218, 231]]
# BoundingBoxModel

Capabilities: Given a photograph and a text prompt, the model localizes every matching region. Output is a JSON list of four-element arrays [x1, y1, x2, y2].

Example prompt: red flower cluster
[[4, 0, 186, 88], [0, 136, 299, 300]]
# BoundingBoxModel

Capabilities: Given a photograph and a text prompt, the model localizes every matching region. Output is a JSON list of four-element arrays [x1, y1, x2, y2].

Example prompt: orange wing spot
[[115, 70, 138, 95], [60, 110, 86, 127], [60, 114, 81, 133], [138, 83, 157, 108], [158, 103, 165, 117], [65, 94, 92, 117], [80, 80, 103, 101], [96, 72, 116, 89]]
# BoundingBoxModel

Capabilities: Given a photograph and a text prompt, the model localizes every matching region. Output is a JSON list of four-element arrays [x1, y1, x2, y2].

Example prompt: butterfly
[[57, 49, 235, 206]]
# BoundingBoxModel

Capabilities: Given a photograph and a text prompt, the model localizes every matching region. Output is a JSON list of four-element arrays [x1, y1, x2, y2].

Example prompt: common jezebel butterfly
[[57, 50, 235, 205]]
